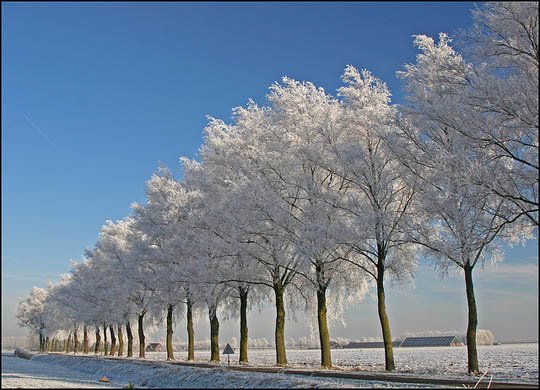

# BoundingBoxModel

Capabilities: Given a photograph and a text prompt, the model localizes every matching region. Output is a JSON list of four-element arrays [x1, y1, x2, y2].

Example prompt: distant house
[[345, 341, 401, 349], [146, 342, 164, 352], [399, 336, 463, 347]]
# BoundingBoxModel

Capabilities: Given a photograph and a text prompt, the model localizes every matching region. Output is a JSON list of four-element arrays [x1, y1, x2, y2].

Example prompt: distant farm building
[[345, 341, 401, 349], [146, 342, 164, 352], [399, 336, 463, 347]]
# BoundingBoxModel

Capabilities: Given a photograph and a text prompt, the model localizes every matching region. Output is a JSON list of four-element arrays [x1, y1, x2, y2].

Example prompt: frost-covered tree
[[16, 287, 48, 352], [461, 2, 538, 227], [47, 274, 88, 354], [132, 168, 206, 361], [182, 158, 270, 364], [407, 2, 539, 228], [189, 114, 305, 366], [192, 77, 373, 368], [317, 66, 420, 371], [54, 267, 90, 354], [95, 217, 161, 358], [396, 33, 534, 374], [256, 77, 371, 368], [73, 249, 134, 356], [132, 169, 193, 360]]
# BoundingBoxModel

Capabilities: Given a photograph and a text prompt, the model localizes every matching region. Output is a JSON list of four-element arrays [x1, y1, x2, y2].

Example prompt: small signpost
[[222, 343, 235, 367]]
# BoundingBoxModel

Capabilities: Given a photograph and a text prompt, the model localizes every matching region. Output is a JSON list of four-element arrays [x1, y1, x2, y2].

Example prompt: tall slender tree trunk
[[317, 286, 332, 368], [464, 264, 479, 374], [55, 339, 60, 352], [138, 313, 145, 358], [83, 326, 89, 354], [103, 324, 108, 356], [273, 283, 287, 365], [126, 322, 133, 357], [109, 325, 117, 356], [117, 324, 124, 356], [73, 326, 78, 354], [187, 299, 194, 361], [45, 336, 50, 352], [376, 262, 395, 372], [66, 332, 71, 353], [95, 327, 101, 354], [209, 307, 220, 362], [39, 332, 44, 352], [166, 304, 175, 360], [239, 287, 249, 364]]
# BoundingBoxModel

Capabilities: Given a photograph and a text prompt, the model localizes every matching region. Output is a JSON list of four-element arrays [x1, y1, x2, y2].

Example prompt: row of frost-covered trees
[[17, 2, 538, 374]]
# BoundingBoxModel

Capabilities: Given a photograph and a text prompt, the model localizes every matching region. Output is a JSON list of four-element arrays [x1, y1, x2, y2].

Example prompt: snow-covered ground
[[2, 344, 536, 388], [146, 343, 538, 384], [2, 352, 442, 388], [1, 352, 119, 388]]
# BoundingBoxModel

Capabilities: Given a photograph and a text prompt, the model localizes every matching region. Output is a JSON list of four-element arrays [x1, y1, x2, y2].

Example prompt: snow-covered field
[[2, 344, 536, 388], [146, 343, 538, 384], [2, 352, 440, 388], [2, 352, 118, 388]]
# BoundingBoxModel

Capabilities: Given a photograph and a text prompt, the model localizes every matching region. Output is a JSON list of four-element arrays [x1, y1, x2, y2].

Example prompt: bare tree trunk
[[209, 308, 220, 362], [376, 263, 395, 371], [465, 264, 480, 374], [45, 336, 50, 352], [39, 332, 44, 352], [73, 326, 78, 354], [109, 325, 117, 356], [103, 324, 108, 356], [66, 332, 71, 353], [187, 299, 194, 361], [126, 322, 133, 358], [117, 324, 124, 356], [83, 326, 89, 354], [166, 304, 174, 360], [317, 286, 332, 368], [94, 327, 101, 354], [273, 283, 287, 365], [239, 287, 248, 364], [138, 313, 145, 358]]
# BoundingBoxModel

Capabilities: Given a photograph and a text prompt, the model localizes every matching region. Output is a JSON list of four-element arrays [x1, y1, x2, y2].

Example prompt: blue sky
[[2, 2, 537, 342]]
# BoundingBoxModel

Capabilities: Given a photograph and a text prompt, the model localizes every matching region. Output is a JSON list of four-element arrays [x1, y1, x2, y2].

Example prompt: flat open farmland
[[144, 343, 538, 384]]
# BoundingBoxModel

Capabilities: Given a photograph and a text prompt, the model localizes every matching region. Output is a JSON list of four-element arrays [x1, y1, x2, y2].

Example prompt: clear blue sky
[[2, 2, 537, 342]]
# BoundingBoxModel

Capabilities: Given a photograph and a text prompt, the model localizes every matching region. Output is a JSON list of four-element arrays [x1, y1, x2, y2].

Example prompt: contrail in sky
[[23, 113, 57, 148]]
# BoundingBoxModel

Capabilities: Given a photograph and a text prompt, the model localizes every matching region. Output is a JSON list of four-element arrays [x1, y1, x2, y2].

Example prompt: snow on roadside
[[2, 352, 119, 388], [28, 354, 442, 388], [5, 344, 536, 388]]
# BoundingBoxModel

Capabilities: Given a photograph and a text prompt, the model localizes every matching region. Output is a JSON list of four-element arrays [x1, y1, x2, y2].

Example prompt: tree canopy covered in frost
[[17, 1, 537, 376], [390, 2, 538, 374]]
